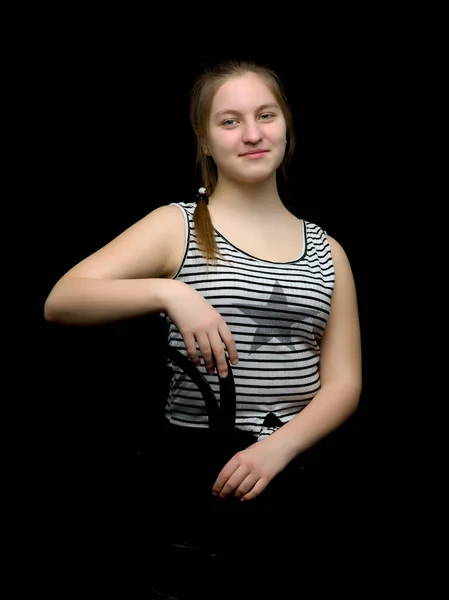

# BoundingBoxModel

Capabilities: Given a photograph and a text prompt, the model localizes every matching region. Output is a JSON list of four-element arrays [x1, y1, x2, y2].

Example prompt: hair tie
[[195, 187, 209, 204]]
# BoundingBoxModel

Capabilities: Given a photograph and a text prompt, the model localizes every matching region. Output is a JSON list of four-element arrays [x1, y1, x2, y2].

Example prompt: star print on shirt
[[236, 280, 320, 353]]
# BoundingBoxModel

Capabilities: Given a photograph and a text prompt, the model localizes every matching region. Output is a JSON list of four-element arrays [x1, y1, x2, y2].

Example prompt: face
[[207, 72, 287, 185]]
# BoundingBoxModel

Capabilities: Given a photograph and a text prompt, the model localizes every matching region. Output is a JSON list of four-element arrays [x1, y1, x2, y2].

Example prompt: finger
[[208, 330, 228, 378], [218, 323, 239, 366], [216, 465, 250, 499], [233, 473, 260, 499], [195, 332, 214, 373], [240, 478, 269, 502], [183, 333, 201, 365], [212, 457, 241, 496]]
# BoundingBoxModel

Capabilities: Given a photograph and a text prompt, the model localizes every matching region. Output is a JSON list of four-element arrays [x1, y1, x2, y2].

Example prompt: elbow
[[332, 377, 362, 418], [44, 287, 68, 324], [347, 378, 362, 415], [44, 278, 78, 324], [43, 295, 59, 323], [319, 377, 362, 420]]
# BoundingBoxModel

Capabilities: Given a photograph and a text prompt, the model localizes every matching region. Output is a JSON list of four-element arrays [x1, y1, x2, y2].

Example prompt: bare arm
[[266, 235, 362, 461], [44, 205, 186, 325], [44, 203, 239, 373], [212, 235, 362, 499]]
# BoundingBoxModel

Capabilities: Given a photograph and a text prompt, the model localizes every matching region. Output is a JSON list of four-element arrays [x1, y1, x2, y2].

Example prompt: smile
[[240, 150, 269, 159]]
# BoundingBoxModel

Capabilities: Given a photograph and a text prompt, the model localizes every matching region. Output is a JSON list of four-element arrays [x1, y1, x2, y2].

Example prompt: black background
[[37, 22, 420, 595]]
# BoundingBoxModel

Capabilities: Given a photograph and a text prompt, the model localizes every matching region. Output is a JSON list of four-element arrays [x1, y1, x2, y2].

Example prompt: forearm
[[44, 277, 178, 326], [269, 381, 361, 462]]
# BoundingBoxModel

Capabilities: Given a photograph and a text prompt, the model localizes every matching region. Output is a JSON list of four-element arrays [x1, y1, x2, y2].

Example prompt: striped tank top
[[163, 202, 335, 440]]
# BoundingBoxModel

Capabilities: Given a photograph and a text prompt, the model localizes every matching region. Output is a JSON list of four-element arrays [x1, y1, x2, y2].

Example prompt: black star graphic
[[236, 280, 319, 353]]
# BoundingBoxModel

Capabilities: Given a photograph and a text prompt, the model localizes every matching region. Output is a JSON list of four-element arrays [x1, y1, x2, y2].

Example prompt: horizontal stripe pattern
[[163, 202, 335, 440]]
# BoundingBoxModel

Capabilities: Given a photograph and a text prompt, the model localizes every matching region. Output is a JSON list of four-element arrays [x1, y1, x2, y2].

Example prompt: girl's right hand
[[165, 281, 238, 378]]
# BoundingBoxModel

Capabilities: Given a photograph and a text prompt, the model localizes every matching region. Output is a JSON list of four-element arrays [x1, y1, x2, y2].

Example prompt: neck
[[209, 176, 284, 215]]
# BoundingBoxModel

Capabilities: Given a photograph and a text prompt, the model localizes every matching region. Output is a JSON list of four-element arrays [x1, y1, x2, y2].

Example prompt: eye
[[222, 118, 237, 127], [259, 113, 275, 120]]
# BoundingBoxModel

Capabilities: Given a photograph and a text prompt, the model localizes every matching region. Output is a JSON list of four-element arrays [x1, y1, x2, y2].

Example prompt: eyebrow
[[214, 103, 280, 119]]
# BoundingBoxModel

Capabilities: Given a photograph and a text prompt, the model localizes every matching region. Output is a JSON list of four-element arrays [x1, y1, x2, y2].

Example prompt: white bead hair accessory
[[195, 187, 209, 204]]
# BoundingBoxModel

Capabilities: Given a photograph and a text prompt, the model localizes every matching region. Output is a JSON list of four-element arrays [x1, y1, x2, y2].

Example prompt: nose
[[242, 120, 263, 144]]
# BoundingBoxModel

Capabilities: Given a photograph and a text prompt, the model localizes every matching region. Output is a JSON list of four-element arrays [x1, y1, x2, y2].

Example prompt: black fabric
[[143, 347, 348, 598], [146, 420, 315, 599]]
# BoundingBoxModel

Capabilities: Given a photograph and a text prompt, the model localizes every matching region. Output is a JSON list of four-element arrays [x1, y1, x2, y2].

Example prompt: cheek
[[269, 125, 287, 145], [211, 133, 240, 156]]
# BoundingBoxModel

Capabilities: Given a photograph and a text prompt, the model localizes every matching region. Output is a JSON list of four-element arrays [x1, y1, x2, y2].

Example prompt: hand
[[212, 437, 290, 502], [165, 281, 238, 377]]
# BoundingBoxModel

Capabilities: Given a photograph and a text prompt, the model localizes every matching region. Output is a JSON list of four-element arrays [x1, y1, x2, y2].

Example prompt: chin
[[238, 173, 273, 185], [238, 162, 277, 179]]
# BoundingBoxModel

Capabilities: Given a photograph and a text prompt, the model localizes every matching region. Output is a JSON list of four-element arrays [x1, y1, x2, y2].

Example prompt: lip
[[239, 150, 269, 158]]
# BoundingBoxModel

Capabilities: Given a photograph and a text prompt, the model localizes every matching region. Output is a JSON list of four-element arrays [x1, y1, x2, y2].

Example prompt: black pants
[[140, 420, 352, 599]]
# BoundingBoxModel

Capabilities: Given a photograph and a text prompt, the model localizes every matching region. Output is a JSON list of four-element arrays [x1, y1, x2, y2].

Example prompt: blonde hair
[[189, 60, 296, 262]]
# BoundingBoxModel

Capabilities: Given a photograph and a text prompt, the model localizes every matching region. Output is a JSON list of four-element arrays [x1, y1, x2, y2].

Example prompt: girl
[[45, 59, 362, 599]]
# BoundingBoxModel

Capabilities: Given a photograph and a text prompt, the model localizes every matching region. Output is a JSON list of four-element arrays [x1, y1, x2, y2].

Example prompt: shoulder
[[303, 220, 342, 251], [128, 202, 189, 266], [303, 221, 351, 267], [148, 202, 195, 278], [325, 235, 355, 281], [143, 202, 192, 230], [168, 201, 196, 217], [327, 235, 348, 260], [303, 219, 327, 237], [303, 219, 332, 251], [302, 218, 356, 284]]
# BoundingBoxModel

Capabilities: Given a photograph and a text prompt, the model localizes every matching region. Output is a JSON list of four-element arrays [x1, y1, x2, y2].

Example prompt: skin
[[206, 72, 287, 187], [44, 71, 362, 502]]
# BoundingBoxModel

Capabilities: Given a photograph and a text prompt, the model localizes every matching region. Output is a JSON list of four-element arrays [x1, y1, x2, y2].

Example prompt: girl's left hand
[[211, 437, 290, 501]]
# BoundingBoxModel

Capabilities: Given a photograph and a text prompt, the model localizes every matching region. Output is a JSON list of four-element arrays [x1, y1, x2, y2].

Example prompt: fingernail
[[219, 370, 228, 378]]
